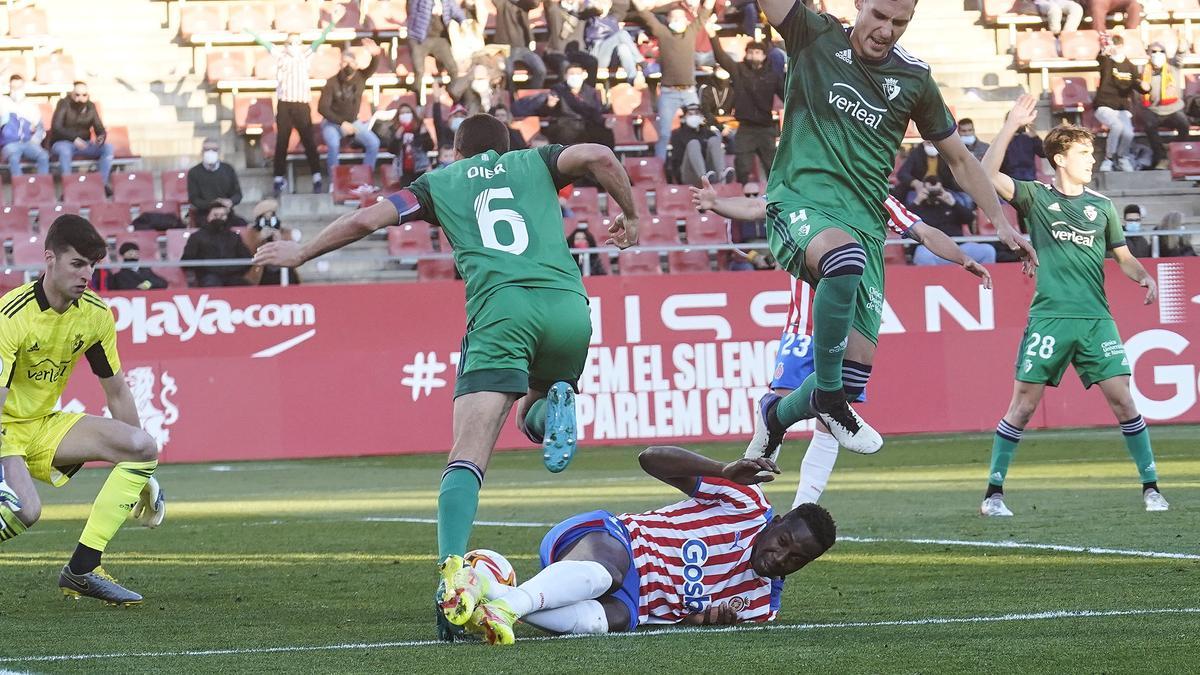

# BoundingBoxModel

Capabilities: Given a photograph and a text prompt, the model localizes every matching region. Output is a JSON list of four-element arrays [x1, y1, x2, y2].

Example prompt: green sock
[[525, 398, 547, 441], [811, 249, 862, 392], [79, 460, 157, 552], [1120, 416, 1158, 484], [437, 462, 482, 559], [988, 420, 1023, 487], [775, 373, 819, 429], [0, 502, 27, 542]]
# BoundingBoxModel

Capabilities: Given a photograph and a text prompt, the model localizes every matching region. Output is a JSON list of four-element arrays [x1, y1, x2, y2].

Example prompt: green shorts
[[766, 202, 886, 345], [1015, 317, 1131, 388], [455, 286, 592, 398]]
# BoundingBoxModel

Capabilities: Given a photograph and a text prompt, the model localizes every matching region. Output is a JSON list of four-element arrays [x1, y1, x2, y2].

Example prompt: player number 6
[[475, 187, 529, 255]]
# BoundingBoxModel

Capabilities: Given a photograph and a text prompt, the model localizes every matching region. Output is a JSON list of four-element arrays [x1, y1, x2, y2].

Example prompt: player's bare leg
[[516, 382, 579, 474], [52, 416, 160, 605], [0, 456, 40, 542], [1094, 376, 1167, 511], [982, 381, 1046, 517], [438, 391, 520, 631]]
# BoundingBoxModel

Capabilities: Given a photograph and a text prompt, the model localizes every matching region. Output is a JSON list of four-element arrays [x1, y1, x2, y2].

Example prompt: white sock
[[793, 429, 839, 507], [501, 560, 612, 618], [312, 172, 322, 182], [522, 599, 610, 635]]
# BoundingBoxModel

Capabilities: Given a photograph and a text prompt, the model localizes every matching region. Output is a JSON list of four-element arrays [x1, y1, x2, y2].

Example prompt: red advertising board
[[60, 259, 1200, 462]]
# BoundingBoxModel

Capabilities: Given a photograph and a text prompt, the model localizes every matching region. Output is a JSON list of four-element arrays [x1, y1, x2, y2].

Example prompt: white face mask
[[449, 117, 464, 132], [668, 20, 688, 33], [1125, 219, 1141, 232], [714, 69, 730, 80], [398, 112, 414, 125], [1150, 52, 1167, 68], [202, 150, 219, 166], [471, 79, 490, 95], [960, 134, 976, 146], [923, 144, 937, 157], [1110, 51, 1126, 63], [684, 114, 703, 129], [566, 73, 586, 90]]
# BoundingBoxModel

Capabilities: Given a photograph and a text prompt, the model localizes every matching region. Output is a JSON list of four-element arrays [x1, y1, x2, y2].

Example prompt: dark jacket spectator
[[539, 69, 614, 147], [187, 140, 244, 215], [1000, 128, 1045, 182], [377, 104, 434, 186], [635, 0, 710, 88], [1122, 204, 1151, 258], [109, 242, 169, 291], [668, 103, 727, 185], [50, 95, 105, 146], [318, 53, 380, 124], [895, 143, 962, 200], [494, 0, 547, 88], [906, 179, 973, 237], [1093, 49, 1142, 111], [708, 35, 782, 127], [544, 0, 598, 80], [182, 206, 253, 287], [491, 105, 528, 152], [241, 199, 301, 285], [569, 228, 607, 276], [699, 71, 734, 126]]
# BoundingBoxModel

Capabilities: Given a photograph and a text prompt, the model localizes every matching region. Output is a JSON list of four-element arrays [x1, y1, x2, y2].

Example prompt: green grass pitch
[[1, 426, 1197, 673]]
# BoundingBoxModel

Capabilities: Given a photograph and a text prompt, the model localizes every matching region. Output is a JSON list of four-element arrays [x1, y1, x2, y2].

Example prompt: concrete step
[[1094, 170, 1181, 191]]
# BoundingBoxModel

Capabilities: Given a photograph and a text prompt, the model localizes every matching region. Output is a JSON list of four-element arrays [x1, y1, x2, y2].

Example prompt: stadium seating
[[1049, 76, 1094, 116], [179, 5, 224, 41], [622, 157, 664, 185], [1014, 31, 1060, 69], [331, 164, 378, 204], [10, 235, 44, 267], [617, 249, 663, 275], [138, 200, 182, 219], [161, 171, 190, 205], [639, 216, 681, 245], [274, 2, 316, 34], [119, 230, 164, 261], [416, 257, 457, 281], [227, 3, 274, 34], [565, 186, 603, 219], [683, 213, 727, 245], [654, 184, 692, 216], [34, 52, 74, 85], [667, 249, 712, 274], [164, 228, 194, 262], [234, 97, 275, 136], [0, 206, 30, 241], [7, 7, 49, 39], [1168, 142, 1200, 180], [205, 50, 250, 84], [113, 172, 157, 204], [88, 202, 134, 235], [61, 173, 108, 210], [11, 174, 55, 208], [1059, 31, 1101, 62], [387, 221, 435, 255]]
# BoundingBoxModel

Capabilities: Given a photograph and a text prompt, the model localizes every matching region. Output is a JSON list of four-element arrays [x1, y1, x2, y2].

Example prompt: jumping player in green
[[745, 0, 1038, 459], [254, 114, 640, 638], [978, 95, 1167, 516]]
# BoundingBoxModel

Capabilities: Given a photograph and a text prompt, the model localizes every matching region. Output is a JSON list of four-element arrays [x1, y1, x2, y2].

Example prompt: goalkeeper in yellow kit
[[0, 215, 164, 605]]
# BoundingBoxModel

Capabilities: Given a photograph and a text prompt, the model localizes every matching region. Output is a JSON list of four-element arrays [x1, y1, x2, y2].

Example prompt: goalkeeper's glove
[[132, 476, 165, 528]]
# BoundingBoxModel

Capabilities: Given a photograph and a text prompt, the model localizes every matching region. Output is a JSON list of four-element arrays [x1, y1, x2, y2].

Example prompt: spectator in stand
[[669, 102, 731, 186], [181, 204, 255, 287], [491, 105, 528, 151], [109, 242, 168, 291], [957, 118, 989, 162], [895, 141, 967, 207], [241, 200, 301, 285], [1033, 0, 1082, 36], [584, 0, 646, 83], [570, 228, 607, 275], [999, 120, 1045, 182], [430, 90, 470, 148], [708, 28, 782, 183], [449, 0, 488, 76], [1140, 40, 1191, 171], [407, 0, 466, 101], [545, 0, 600, 81], [50, 81, 114, 194], [187, 138, 246, 227], [494, 0, 547, 89], [246, 25, 335, 196], [633, 0, 714, 160], [1089, 0, 1140, 40], [377, 102, 433, 187], [540, 63, 615, 146], [1122, 204, 1150, 258], [1093, 34, 1147, 172], [0, 75, 49, 176], [318, 39, 383, 185], [907, 175, 995, 266], [434, 144, 458, 170], [449, 63, 504, 115], [529, 132, 551, 148], [699, 62, 734, 128], [1157, 211, 1195, 257]]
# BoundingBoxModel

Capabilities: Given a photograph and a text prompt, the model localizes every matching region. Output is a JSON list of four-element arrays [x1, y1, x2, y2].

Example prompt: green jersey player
[[978, 95, 1167, 516], [254, 114, 640, 638], [745, 0, 1037, 459]]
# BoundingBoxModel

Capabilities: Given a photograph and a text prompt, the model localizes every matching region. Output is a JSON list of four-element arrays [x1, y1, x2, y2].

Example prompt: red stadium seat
[[639, 216, 680, 245], [610, 116, 658, 150], [387, 221, 435, 255], [254, 52, 279, 80], [137, 200, 181, 219], [684, 213, 727, 245], [88, 202, 134, 236], [105, 127, 136, 160], [1014, 31, 1060, 68], [7, 7, 49, 38], [34, 53, 75, 85], [667, 249, 712, 274], [565, 186, 603, 219], [235, 97, 275, 135], [164, 228, 195, 261], [274, 2, 316, 33], [308, 46, 342, 81], [206, 50, 250, 84], [323, 1, 365, 29], [608, 83, 650, 116], [1049, 76, 1093, 113], [11, 174, 55, 208], [1059, 30, 1100, 62], [367, 0, 407, 30], [117, 231, 163, 262], [61, 173, 107, 210], [161, 171, 189, 205], [1185, 74, 1200, 99], [417, 257, 458, 281], [10, 235, 44, 267], [35, 203, 79, 225], [227, 3, 274, 34], [0, 206, 30, 240], [1168, 142, 1200, 180], [179, 4, 225, 40], [622, 156, 664, 185], [511, 116, 542, 142], [112, 172, 156, 204], [331, 164, 378, 204], [617, 249, 663, 275], [654, 184, 692, 215]]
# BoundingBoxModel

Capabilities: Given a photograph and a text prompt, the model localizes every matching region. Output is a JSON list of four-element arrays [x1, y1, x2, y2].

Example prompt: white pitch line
[[3, 607, 1197, 664], [361, 517, 553, 527]]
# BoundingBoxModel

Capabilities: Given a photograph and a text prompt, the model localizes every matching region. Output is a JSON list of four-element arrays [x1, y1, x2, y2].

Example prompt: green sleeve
[[310, 23, 335, 51], [1104, 202, 1126, 250], [913, 74, 957, 142], [775, 1, 832, 56], [1009, 179, 1034, 213], [245, 28, 274, 52], [535, 144, 572, 191], [407, 173, 441, 228]]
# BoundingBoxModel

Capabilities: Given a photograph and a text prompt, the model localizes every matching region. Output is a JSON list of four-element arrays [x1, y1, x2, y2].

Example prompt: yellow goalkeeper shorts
[[0, 412, 87, 487]]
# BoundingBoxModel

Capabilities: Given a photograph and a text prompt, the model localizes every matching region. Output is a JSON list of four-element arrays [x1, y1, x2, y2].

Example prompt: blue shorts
[[538, 509, 640, 632], [771, 331, 866, 402]]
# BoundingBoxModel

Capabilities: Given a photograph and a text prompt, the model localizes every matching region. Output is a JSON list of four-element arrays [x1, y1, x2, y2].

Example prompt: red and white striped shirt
[[618, 478, 781, 625], [781, 195, 920, 334], [274, 47, 316, 103]]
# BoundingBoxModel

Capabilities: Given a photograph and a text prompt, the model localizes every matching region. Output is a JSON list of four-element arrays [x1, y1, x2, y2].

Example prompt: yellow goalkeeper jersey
[[0, 279, 121, 424]]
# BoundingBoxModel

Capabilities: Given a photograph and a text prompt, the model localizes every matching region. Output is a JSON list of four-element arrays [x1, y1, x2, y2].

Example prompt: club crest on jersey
[[882, 77, 901, 101], [1050, 221, 1096, 247], [1083, 205, 1097, 221], [681, 538, 711, 612]]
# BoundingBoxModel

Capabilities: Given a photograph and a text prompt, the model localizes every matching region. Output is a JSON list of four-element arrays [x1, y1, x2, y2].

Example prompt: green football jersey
[[1010, 180, 1126, 319], [408, 145, 586, 318], [769, 5, 956, 240]]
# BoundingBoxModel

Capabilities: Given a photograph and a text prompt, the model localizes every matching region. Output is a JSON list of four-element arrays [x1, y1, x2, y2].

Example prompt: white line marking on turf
[[3, 607, 1198, 663], [361, 517, 553, 527]]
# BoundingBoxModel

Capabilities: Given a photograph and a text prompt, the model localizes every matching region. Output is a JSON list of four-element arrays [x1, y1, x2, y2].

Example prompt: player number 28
[[475, 187, 529, 255], [1024, 332, 1056, 359]]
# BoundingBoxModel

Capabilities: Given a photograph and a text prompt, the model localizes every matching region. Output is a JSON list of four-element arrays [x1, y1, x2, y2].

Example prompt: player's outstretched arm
[[100, 371, 142, 429], [759, 0, 799, 26], [1111, 245, 1158, 305], [638, 446, 779, 494], [982, 94, 1037, 202], [254, 199, 400, 268], [556, 143, 640, 248], [690, 175, 766, 220], [907, 222, 992, 289]]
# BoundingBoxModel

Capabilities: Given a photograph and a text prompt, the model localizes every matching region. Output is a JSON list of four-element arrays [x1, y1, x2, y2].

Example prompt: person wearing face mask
[[894, 140, 965, 206], [633, 0, 715, 160], [50, 81, 115, 195], [668, 102, 730, 187], [180, 205, 256, 287], [540, 63, 615, 148], [246, 23, 335, 196], [448, 64, 501, 115], [431, 92, 472, 148], [108, 242, 169, 291], [1139, 39, 1190, 171], [956, 118, 989, 162], [1121, 204, 1151, 258], [240, 199, 301, 286], [0, 75, 49, 177], [377, 103, 433, 187], [317, 39, 383, 188], [708, 27, 783, 183], [187, 138, 246, 228], [1092, 35, 1147, 172], [490, 105, 529, 152]]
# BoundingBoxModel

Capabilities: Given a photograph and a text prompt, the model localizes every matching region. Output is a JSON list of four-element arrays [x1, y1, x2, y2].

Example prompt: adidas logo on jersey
[[835, 49, 853, 64], [1047, 203, 1061, 212]]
